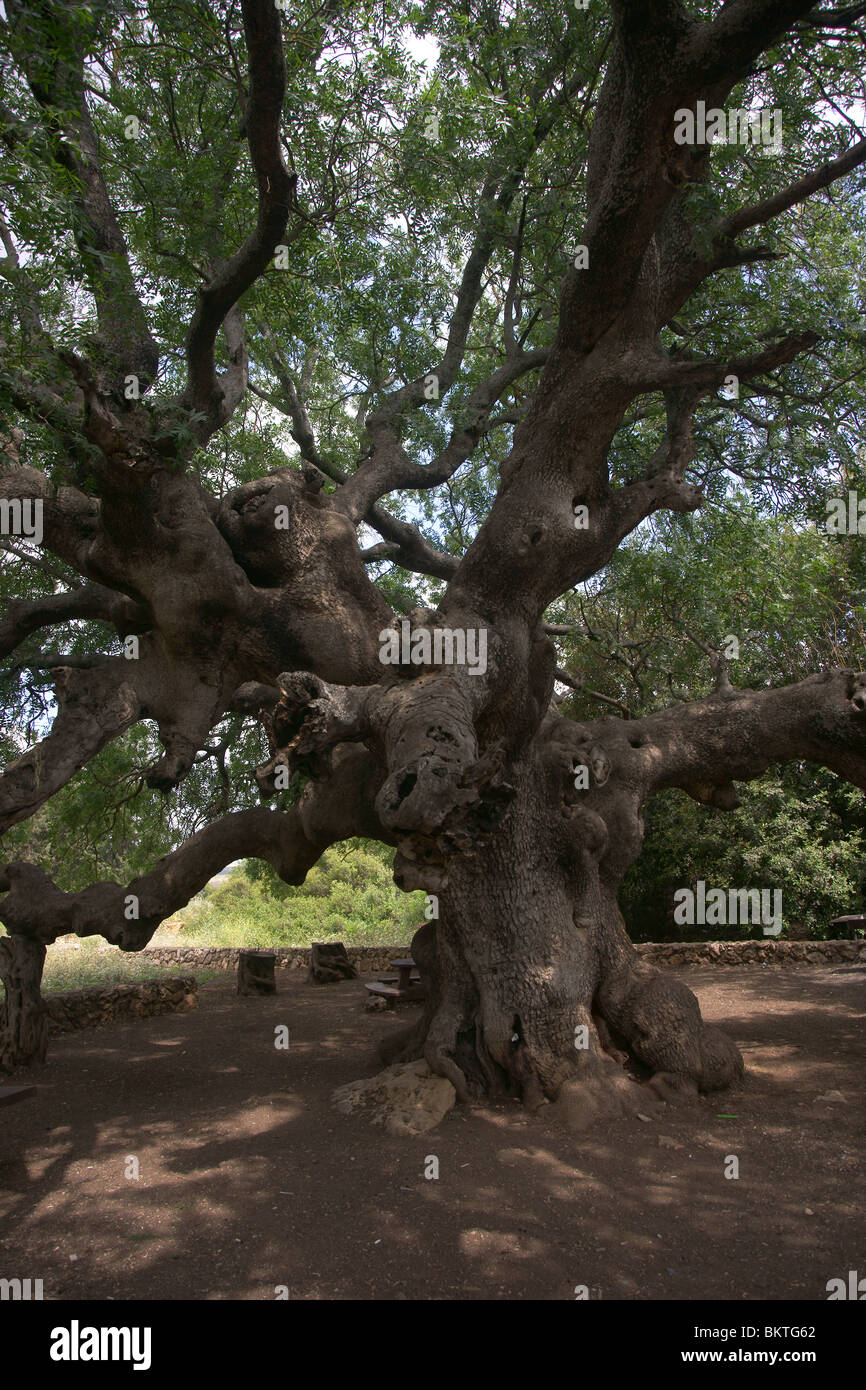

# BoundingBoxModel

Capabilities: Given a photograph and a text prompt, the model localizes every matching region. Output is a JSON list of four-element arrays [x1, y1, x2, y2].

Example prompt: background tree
[[1, 0, 865, 1113]]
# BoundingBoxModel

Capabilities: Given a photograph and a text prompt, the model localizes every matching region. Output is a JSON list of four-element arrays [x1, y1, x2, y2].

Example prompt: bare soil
[[1, 963, 863, 1300]]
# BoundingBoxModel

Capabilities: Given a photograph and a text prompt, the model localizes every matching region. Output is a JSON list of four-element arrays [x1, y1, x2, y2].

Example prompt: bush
[[174, 840, 426, 947], [621, 765, 866, 941]]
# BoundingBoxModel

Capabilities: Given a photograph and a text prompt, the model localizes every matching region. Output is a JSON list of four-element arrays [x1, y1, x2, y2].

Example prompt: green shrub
[[175, 840, 426, 947], [621, 765, 866, 941]]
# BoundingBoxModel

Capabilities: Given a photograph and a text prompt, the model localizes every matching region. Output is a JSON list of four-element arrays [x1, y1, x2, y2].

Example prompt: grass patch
[[40, 938, 221, 993]]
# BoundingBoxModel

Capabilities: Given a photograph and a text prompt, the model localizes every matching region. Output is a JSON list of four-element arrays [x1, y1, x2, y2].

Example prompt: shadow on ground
[[1, 964, 863, 1300]]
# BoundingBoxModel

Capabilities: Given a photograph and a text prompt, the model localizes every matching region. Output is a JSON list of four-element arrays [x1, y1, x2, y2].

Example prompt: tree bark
[[379, 765, 743, 1120], [237, 949, 277, 995], [0, 935, 48, 1072]]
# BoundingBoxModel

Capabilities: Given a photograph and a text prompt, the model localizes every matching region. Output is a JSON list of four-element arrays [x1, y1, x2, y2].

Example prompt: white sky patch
[[402, 32, 440, 70]]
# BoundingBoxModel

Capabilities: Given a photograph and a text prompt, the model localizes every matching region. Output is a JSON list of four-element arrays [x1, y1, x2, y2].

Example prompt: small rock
[[636, 1113, 652, 1122], [814, 1090, 846, 1104]]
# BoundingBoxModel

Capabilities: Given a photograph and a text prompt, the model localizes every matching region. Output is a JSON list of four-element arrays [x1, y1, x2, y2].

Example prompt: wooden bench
[[0, 1084, 36, 1108], [364, 982, 403, 1009]]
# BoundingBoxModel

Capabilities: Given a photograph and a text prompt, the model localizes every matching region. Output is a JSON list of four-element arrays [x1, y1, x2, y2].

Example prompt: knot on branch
[[376, 740, 512, 837], [361, 670, 514, 888], [542, 719, 614, 803], [845, 670, 866, 714], [682, 779, 740, 810], [257, 671, 369, 791], [0, 862, 67, 943], [561, 803, 610, 862]]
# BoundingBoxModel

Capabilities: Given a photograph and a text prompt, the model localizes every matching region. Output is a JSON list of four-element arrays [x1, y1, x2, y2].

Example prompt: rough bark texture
[[237, 950, 277, 996], [0, 935, 47, 1072], [308, 943, 358, 984], [376, 726, 746, 1114]]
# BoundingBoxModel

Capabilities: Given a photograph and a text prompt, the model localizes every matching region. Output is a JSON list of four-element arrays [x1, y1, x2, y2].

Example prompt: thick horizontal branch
[[684, 0, 818, 87], [0, 584, 150, 662], [657, 139, 866, 331], [363, 503, 460, 580], [801, 2, 866, 24], [0, 365, 83, 440], [0, 464, 100, 574], [0, 742, 387, 948], [0, 808, 316, 950], [636, 331, 821, 392], [22, 653, 111, 671], [636, 668, 866, 797]]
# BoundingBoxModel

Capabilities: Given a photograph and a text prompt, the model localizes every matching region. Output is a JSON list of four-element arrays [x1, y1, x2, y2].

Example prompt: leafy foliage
[[185, 840, 426, 945], [2, 0, 866, 940]]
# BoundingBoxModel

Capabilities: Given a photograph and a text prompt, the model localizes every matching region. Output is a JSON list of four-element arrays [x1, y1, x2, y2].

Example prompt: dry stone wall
[[29, 942, 865, 1038], [635, 940, 866, 968], [142, 945, 406, 973], [138, 940, 866, 974], [43, 977, 198, 1035]]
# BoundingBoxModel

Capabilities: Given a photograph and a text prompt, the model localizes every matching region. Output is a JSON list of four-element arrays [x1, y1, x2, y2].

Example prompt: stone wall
[[30, 942, 864, 1037], [43, 977, 198, 1035], [143, 945, 408, 974], [139, 940, 866, 973], [635, 940, 866, 967]]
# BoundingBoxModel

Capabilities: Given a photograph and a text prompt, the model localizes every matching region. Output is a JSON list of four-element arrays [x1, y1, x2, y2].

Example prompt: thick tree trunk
[[380, 771, 743, 1120], [0, 935, 48, 1072]]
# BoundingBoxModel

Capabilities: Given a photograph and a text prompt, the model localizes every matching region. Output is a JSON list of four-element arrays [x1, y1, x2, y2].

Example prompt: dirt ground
[[1, 963, 863, 1301]]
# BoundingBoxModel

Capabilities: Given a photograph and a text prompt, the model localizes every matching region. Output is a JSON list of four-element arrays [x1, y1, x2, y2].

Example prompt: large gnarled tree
[[2, 0, 865, 1113]]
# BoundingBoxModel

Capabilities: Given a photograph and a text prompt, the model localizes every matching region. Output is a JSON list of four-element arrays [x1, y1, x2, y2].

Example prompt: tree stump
[[0, 936, 48, 1072], [237, 950, 277, 995], [308, 942, 357, 984]]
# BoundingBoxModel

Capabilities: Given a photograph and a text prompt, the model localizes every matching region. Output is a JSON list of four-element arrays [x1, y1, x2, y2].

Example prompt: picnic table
[[829, 914, 866, 939], [389, 959, 419, 992], [364, 958, 425, 1008]]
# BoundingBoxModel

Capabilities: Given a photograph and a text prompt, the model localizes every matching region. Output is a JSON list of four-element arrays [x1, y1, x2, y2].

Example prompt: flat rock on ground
[[332, 1060, 456, 1136]]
